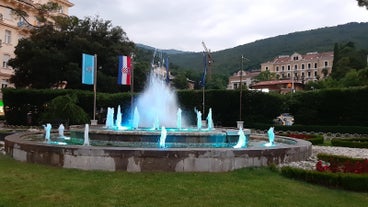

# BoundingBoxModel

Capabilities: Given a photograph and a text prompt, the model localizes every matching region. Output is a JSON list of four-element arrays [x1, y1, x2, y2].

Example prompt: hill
[[160, 22, 368, 76]]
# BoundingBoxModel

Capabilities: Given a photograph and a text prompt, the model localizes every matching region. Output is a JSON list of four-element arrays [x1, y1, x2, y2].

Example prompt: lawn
[[0, 154, 367, 207]]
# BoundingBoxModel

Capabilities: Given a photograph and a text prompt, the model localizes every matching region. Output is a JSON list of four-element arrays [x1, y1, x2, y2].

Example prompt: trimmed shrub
[[281, 166, 368, 192], [331, 138, 368, 148]]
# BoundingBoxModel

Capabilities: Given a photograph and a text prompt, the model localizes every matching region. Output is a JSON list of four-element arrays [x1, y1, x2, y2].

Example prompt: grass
[[0, 154, 367, 207]]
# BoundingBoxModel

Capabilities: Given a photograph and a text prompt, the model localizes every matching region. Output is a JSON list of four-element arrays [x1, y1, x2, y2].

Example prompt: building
[[227, 70, 260, 90], [260, 51, 334, 83], [0, 0, 73, 114], [250, 79, 304, 94]]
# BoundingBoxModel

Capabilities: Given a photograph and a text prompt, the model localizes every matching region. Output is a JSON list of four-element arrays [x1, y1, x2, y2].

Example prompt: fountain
[[159, 126, 167, 148], [194, 108, 202, 129], [207, 108, 214, 130], [43, 123, 51, 143], [4, 65, 312, 172], [265, 127, 275, 147], [233, 128, 247, 148], [176, 108, 182, 130], [83, 124, 90, 146]]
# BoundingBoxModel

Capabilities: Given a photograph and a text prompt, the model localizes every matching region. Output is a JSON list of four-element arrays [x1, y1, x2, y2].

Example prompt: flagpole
[[92, 54, 97, 125], [130, 54, 134, 116]]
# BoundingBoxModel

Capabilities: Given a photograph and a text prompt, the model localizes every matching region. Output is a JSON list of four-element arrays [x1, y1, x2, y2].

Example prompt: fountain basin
[[4, 129, 312, 172]]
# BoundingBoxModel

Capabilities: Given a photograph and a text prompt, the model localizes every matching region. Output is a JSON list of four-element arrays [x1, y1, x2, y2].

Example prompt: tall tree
[[9, 16, 136, 92], [357, 0, 368, 9]]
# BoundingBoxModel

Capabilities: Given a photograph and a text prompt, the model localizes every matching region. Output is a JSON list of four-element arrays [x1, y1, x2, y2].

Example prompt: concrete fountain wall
[[4, 131, 312, 172]]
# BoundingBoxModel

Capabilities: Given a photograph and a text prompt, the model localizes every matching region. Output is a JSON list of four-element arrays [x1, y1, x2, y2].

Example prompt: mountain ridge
[[137, 22, 368, 75]]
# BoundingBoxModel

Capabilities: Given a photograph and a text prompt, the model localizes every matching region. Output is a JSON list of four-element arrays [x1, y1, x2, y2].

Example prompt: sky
[[69, 0, 368, 52]]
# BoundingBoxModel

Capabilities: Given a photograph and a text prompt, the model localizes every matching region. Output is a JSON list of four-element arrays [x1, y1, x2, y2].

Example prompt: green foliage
[[331, 138, 368, 148], [281, 166, 368, 192], [9, 16, 135, 93], [39, 94, 89, 125], [1, 154, 367, 206], [331, 42, 367, 80], [317, 153, 367, 163], [169, 22, 368, 76], [288, 87, 368, 126], [255, 70, 277, 81]]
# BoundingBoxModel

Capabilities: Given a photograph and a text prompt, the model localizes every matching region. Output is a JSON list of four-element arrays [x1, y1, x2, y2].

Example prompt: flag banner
[[200, 54, 207, 87], [82, 53, 95, 85], [165, 56, 169, 83], [118, 55, 132, 85]]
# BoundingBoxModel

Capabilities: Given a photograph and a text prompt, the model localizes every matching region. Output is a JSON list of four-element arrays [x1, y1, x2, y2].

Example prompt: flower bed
[[316, 154, 368, 174]]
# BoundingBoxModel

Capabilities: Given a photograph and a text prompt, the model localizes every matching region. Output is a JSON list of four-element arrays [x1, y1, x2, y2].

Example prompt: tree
[[357, 0, 368, 9], [255, 70, 277, 81], [0, 1, 61, 28], [9, 16, 136, 92], [330, 42, 367, 80], [173, 72, 189, 89]]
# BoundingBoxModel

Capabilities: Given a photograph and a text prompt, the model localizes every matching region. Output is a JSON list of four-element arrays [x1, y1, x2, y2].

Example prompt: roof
[[252, 80, 303, 87], [267, 51, 333, 64]]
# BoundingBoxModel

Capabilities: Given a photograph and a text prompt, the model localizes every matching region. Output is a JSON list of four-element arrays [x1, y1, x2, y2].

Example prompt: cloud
[[69, 0, 368, 52]]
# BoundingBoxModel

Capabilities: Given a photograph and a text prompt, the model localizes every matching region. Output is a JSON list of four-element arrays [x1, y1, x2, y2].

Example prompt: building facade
[[260, 51, 334, 83], [0, 0, 73, 88], [0, 0, 73, 113], [227, 70, 260, 90]]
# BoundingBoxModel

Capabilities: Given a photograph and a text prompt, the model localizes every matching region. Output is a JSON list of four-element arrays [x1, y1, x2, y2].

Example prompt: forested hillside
[[165, 22, 368, 76]]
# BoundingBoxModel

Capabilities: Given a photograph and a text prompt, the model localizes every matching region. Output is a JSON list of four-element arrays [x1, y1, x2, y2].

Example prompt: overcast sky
[[69, 0, 368, 52]]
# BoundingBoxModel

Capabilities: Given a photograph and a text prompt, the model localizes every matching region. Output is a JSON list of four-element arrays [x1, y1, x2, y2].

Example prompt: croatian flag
[[118, 55, 131, 85], [82, 53, 95, 85]]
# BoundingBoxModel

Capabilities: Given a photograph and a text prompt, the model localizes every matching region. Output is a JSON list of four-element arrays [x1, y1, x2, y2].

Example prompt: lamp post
[[237, 55, 246, 129]]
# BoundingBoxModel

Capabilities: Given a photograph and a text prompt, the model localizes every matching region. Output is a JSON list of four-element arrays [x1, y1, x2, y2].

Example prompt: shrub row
[[248, 123, 368, 135], [277, 133, 324, 145], [3, 87, 368, 127], [331, 138, 368, 148], [281, 166, 368, 192]]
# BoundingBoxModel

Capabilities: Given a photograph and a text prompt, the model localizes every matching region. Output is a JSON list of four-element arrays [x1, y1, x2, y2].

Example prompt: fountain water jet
[[159, 126, 167, 148], [134, 73, 186, 128], [233, 128, 247, 148], [43, 123, 51, 143], [83, 124, 90, 146]]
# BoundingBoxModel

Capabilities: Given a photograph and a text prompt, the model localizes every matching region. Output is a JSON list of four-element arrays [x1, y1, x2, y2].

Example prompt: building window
[[314, 63, 318, 68], [282, 66, 285, 71], [294, 65, 297, 70], [301, 64, 305, 69], [276, 66, 279, 71], [308, 63, 311, 69], [1, 81, 8, 88], [324, 61, 328, 67], [308, 72, 311, 77], [287, 65, 290, 71], [293, 56, 299, 60], [2, 54, 10, 68], [287, 73, 290, 78], [265, 66, 269, 71], [314, 71, 318, 77], [4, 30, 11, 44]]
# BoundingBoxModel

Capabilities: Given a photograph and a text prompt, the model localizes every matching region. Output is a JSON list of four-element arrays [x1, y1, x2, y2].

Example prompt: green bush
[[331, 138, 368, 148], [39, 94, 89, 125], [281, 166, 368, 192]]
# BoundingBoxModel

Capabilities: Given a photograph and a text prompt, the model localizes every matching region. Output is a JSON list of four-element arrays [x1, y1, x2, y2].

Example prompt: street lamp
[[237, 55, 247, 129]]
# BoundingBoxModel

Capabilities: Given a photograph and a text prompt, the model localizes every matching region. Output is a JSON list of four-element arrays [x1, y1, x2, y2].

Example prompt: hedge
[[331, 138, 368, 148], [3, 87, 368, 127], [281, 166, 368, 192]]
